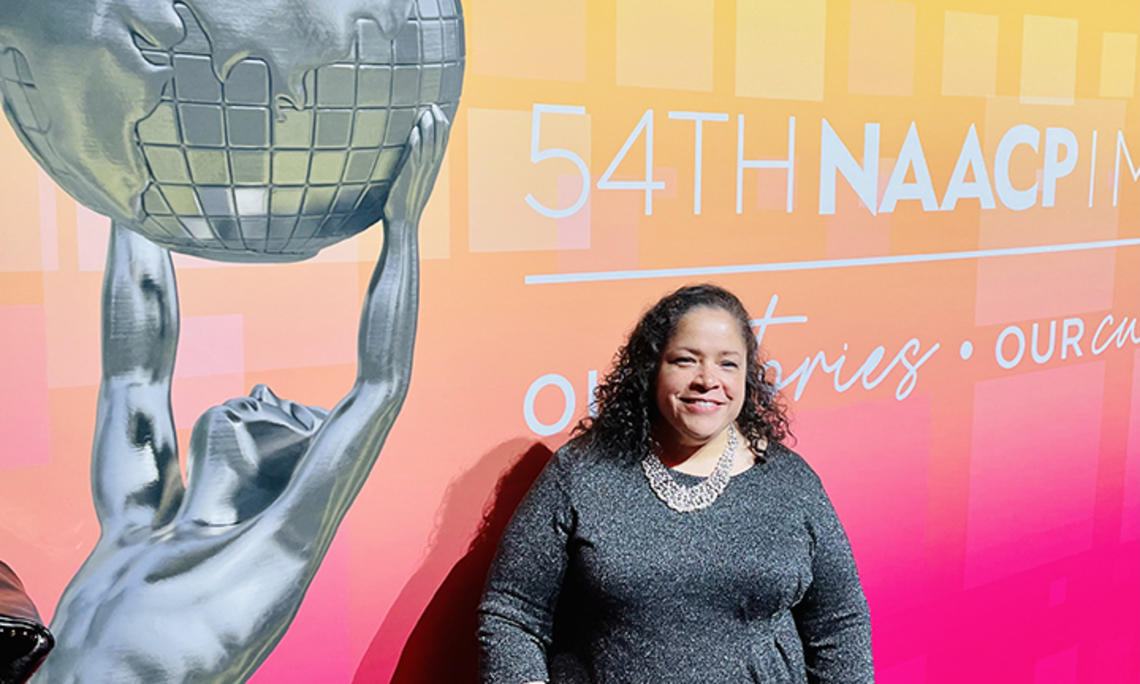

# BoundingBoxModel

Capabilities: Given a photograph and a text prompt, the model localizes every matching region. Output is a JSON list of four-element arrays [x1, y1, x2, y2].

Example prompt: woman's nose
[[691, 363, 719, 388]]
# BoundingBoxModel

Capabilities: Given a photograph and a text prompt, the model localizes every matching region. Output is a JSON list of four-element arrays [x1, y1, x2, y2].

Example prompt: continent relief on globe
[[0, 0, 464, 262]]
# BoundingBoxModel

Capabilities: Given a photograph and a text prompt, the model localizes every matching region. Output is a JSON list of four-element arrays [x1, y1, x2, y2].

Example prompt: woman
[[478, 284, 873, 683]]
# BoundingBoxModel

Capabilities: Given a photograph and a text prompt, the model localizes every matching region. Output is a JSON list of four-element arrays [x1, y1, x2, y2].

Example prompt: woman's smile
[[679, 397, 725, 412]]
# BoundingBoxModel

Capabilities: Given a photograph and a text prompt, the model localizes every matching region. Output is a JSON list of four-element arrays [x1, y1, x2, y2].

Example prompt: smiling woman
[[653, 307, 749, 467], [477, 284, 874, 683]]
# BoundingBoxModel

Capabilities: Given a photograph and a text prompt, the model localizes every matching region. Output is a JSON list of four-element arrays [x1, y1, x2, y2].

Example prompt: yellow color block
[[942, 11, 999, 97], [617, 0, 714, 92], [1020, 15, 1078, 105], [467, 108, 591, 252], [848, 0, 916, 96], [736, 0, 826, 101], [469, 0, 586, 82], [1100, 32, 1137, 98]]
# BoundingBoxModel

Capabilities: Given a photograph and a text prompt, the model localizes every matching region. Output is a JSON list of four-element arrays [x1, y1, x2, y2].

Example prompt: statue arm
[[91, 224, 184, 535], [264, 106, 449, 551]]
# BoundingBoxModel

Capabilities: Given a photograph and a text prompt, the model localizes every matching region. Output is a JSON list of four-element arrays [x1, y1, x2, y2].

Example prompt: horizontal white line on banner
[[524, 238, 1140, 285]]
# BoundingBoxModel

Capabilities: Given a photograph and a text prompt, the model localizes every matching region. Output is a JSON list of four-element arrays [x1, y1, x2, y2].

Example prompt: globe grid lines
[[128, 1, 463, 260], [0, 49, 48, 138], [0, 0, 464, 261]]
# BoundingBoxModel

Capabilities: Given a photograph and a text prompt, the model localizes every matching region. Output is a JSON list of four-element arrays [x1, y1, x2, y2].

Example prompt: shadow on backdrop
[[353, 440, 553, 683]]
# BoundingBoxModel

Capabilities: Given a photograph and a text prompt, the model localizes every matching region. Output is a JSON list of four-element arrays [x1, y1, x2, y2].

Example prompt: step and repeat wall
[[2, 0, 1138, 681]]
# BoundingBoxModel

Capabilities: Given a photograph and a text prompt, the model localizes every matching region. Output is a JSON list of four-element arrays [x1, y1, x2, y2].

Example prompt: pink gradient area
[[1091, 631, 1140, 682], [42, 271, 102, 389], [793, 395, 931, 616], [75, 204, 110, 271], [37, 170, 59, 271], [1033, 646, 1078, 683], [964, 362, 1104, 587], [169, 315, 247, 431], [237, 266, 358, 373], [0, 306, 51, 468], [249, 530, 353, 683], [1123, 349, 1140, 542], [170, 374, 247, 433], [915, 545, 1138, 682], [174, 315, 245, 378], [1047, 578, 1067, 606], [878, 656, 926, 683]]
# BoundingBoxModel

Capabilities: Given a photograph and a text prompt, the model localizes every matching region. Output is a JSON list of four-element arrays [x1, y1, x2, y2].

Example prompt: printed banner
[[1, 0, 1137, 681]]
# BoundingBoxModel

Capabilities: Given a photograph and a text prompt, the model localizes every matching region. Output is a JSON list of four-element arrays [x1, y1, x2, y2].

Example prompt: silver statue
[[0, 0, 463, 680], [0, 0, 464, 261], [35, 107, 449, 682]]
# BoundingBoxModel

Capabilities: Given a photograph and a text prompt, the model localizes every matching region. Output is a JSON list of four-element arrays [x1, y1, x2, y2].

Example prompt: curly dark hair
[[569, 284, 790, 464]]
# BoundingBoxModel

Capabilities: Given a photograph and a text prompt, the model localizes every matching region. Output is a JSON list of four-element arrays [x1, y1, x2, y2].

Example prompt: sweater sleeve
[[477, 450, 576, 683], [791, 475, 875, 683]]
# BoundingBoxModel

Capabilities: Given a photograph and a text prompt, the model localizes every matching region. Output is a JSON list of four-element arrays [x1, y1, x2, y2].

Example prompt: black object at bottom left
[[0, 562, 52, 684]]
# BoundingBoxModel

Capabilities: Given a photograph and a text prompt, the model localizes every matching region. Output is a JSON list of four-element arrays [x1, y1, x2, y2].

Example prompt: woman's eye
[[721, 361, 738, 369], [673, 357, 695, 365]]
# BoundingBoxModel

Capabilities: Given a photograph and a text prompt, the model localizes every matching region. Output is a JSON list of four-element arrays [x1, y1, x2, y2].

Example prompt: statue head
[[181, 384, 329, 525]]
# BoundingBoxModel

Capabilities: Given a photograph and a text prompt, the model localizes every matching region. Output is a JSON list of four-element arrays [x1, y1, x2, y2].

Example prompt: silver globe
[[0, 0, 464, 262]]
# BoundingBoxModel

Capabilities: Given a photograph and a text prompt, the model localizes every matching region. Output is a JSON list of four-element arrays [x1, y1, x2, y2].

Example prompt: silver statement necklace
[[641, 426, 738, 513]]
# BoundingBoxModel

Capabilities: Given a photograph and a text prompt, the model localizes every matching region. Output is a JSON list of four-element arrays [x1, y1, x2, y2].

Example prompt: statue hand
[[383, 104, 450, 229]]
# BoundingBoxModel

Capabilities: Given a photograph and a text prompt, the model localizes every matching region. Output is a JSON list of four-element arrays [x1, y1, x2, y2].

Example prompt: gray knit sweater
[[477, 441, 873, 683]]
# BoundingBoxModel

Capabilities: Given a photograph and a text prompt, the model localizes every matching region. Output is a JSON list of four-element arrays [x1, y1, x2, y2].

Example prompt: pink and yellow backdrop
[[2, 0, 1139, 681]]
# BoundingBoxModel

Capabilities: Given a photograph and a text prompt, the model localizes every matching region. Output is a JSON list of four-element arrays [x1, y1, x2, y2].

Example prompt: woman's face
[[654, 306, 748, 450]]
